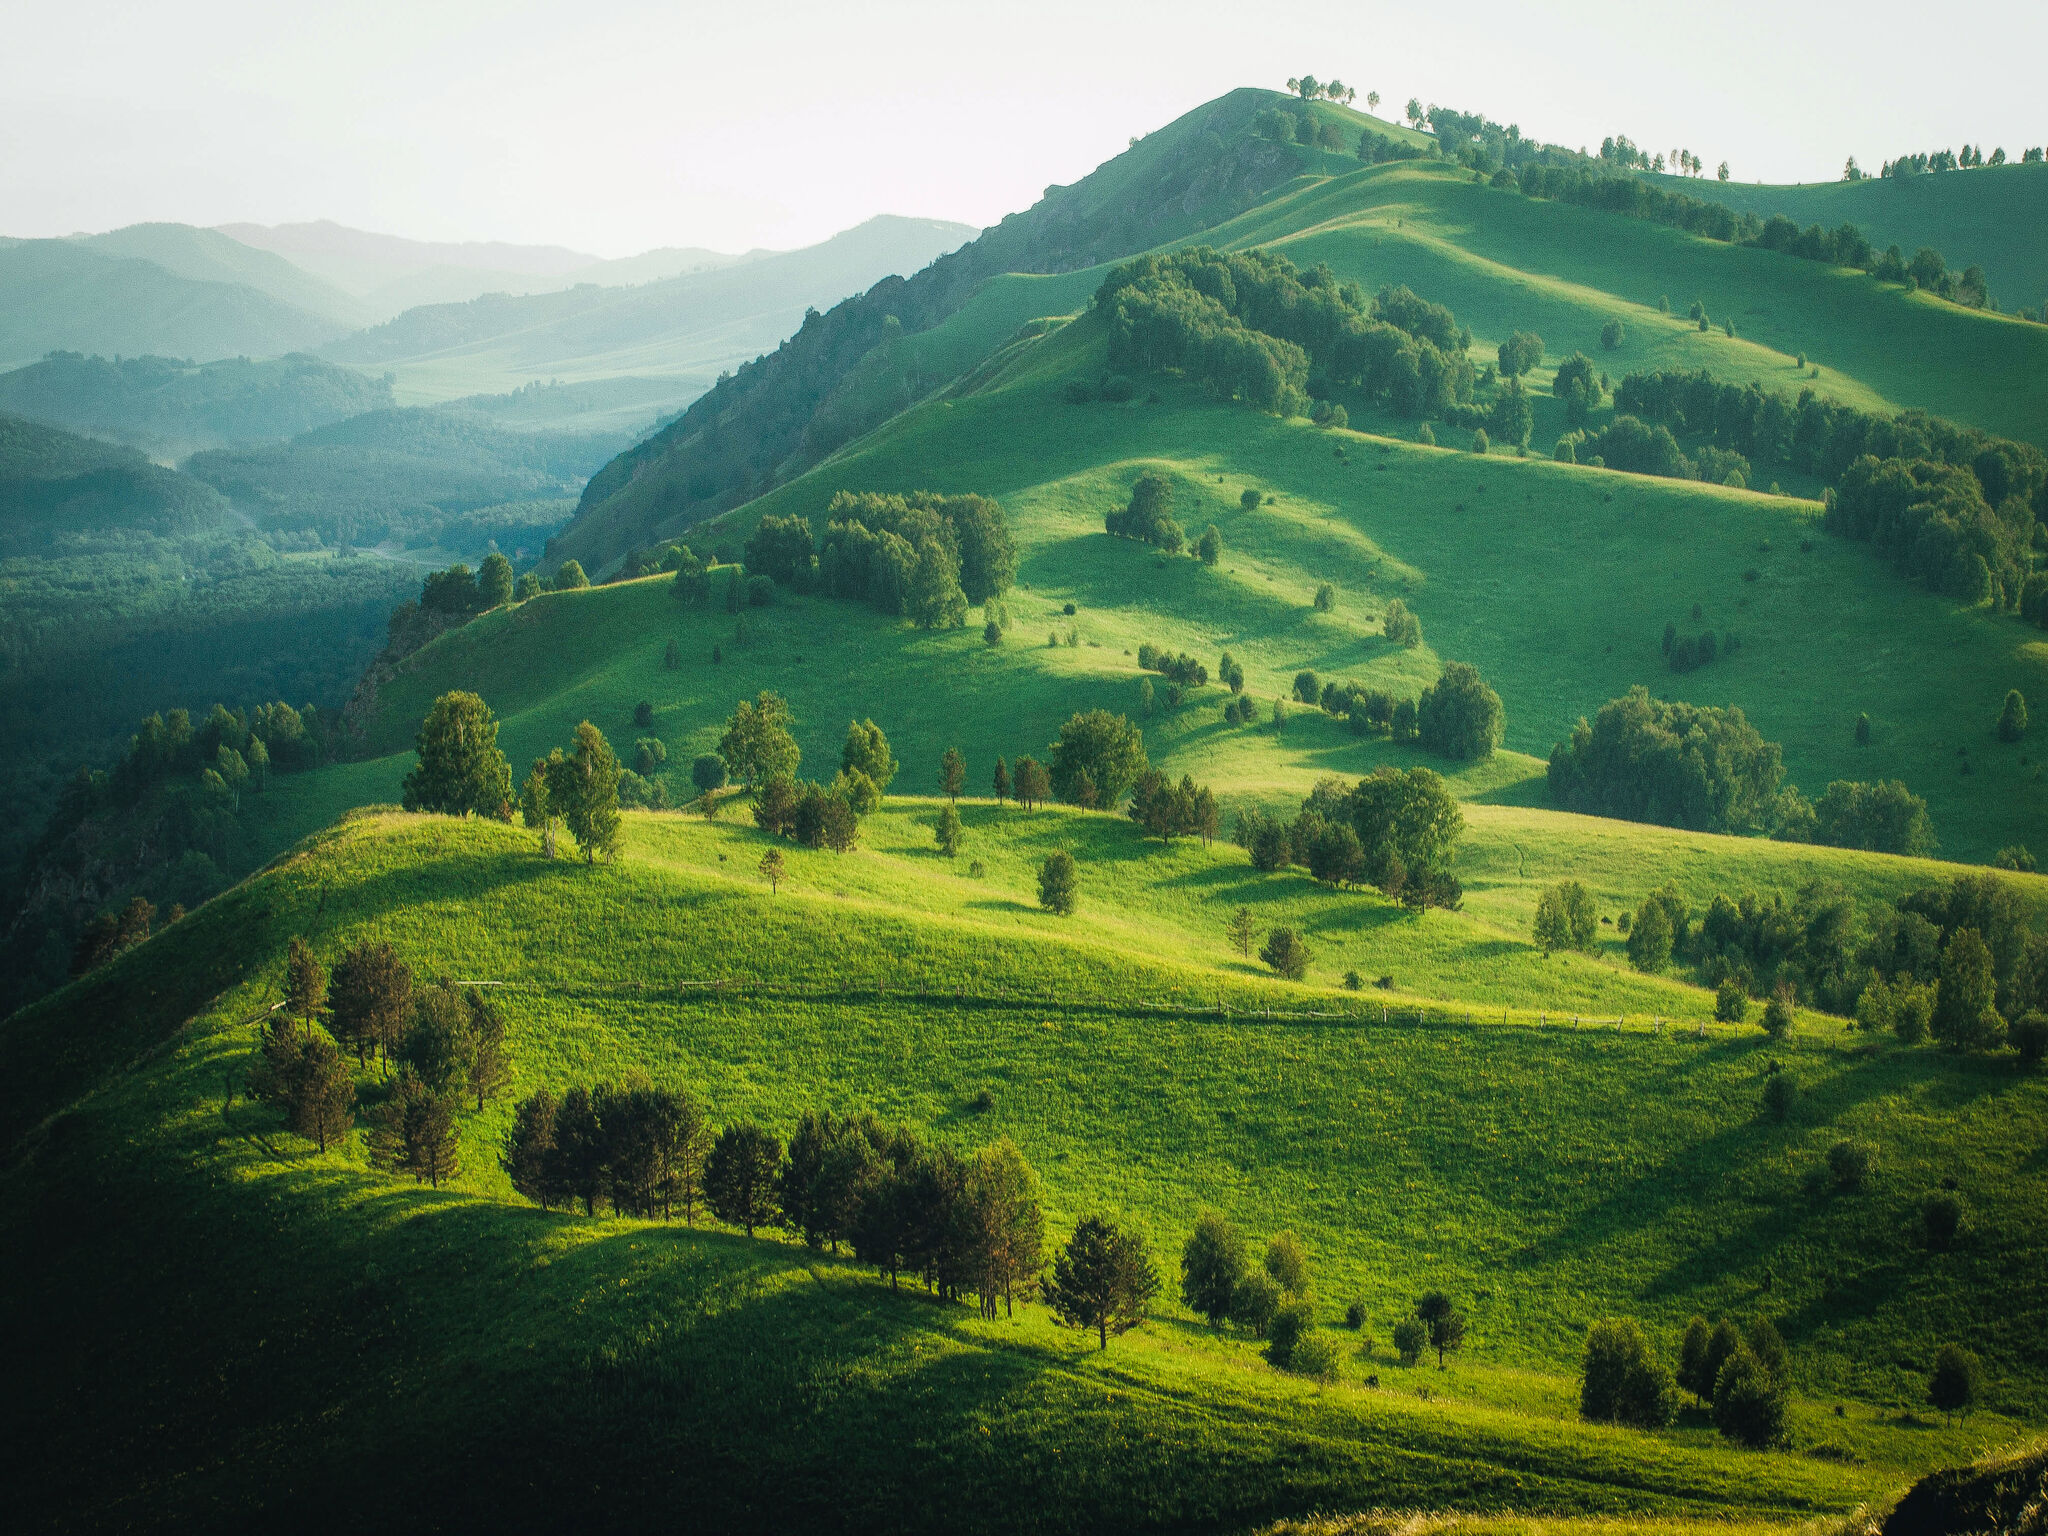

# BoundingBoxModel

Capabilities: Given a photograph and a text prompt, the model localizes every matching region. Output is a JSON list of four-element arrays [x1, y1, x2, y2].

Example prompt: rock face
[[551, 91, 1304, 575], [1883, 1442, 2048, 1536]]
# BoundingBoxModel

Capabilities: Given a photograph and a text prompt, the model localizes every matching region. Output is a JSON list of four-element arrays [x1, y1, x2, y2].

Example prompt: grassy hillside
[[1661, 162, 2048, 316], [5, 808, 2041, 1530]]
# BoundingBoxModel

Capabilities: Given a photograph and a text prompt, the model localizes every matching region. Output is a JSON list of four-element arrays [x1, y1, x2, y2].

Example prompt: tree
[[1048, 1215, 1159, 1350], [553, 560, 589, 591], [1497, 330, 1543, 377], [1626, 898, 1674, 972], [1580, 1318, 1676, 1427], [1761, 1072, 1797, 1122], [1264, 1230, 1310, 1296], [692, 753, 728, 800], [1181, 1210, 1247, 1325], [1928, 1344, 1980, 1421], [1049, 710, 1148, 809], [285, 936, 327, 1024], [719, 692, 800, 787], [907, 537, 969, 629], [1038, 850, 1079, 916], [1532, 887, 1572, 954], [1935, 927, 2002, 1049], [759, 847, 786, 892], [479, 551, 514, 608], [367, 1068, 460, 1187], [1226, 905, 1257, 959], [561, 722, 622, 863], [516, 571, 542, 601], [1826, 1138, 1875, 1192], [1382, 597, 1422, 647], [991, 757, 1011, 803], [958, 1137, 1044, 1317], [705, 1122, 784, 1236], [1677, 1316, 1716, 1404], [1600, 319, 1626, 351], [502, 1088, 561, 1207], [328, 941, 413, 1063], [1197, 525, 1222, 565], [1997, 690, 2029, 742], [1416, 1291, 1466, 1366], [1260, 927, 1312, 981], [402, 692, 513, 818], [1392, 1317, 1427, 1364], [935, 803, 962, 858], [1313, 583, 1336, 613], [1712, 1346, 1785, 1447], [1013, 756, 1050, 811], [1240, 487, 1262, 513], [1416, 662, 1503, 760], [754, 773, 800, 836], [1717, 977, 1750, 1023], [939, 746, 966, 801]]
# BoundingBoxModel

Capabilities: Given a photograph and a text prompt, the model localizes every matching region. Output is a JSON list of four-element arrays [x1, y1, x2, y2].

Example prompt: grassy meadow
[[5, 809, 2043, 1530]]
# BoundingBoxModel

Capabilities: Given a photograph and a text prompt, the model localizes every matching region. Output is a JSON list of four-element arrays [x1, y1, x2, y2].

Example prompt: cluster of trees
[[1097, 248, 1476, 421], [1136, 640, 1210, 686], [736, 491, 1016, 632], [1128, 770, 1220, 844], [1662, 622, 1731, 673], [1831, 456, 2036, 610], [1563, 415, 1752, 487], [1180, 1213, 1347, 1377], [1236, 769, 1465, 910], [1858, 873, 2048, 1051], [1047, 709, 1150, 811], [1549, 688, 1938, 855], [1279, 655, 1498, 764], [1880, 145, 2032, 177], [521, 719, 624, 862], [248, 937, 507, 1185], [1578, 1314, 1790, 1447], [1107, 474, 1186, 552]]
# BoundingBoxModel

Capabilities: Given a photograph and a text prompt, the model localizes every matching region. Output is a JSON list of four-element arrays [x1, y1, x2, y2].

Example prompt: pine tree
[[368, 1068, 460, 1188], [991, 757, 1011, 804], [328, 941, 414, 1063], [285, 936, 327, 1024], [706, 1122, 784, 1236], [759, 847, 786, 892], [401, 691, 514, 818], [935, 803, 962, 858], [502, 1088, 562, 1207], [1225, 905, 1257, 959], [1048, 1215, 1159, 1350], [939, 746, 966, 801]]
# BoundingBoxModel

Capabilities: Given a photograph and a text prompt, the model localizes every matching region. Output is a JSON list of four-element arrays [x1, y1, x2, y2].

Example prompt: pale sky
[[4, 0, 2043, 258]]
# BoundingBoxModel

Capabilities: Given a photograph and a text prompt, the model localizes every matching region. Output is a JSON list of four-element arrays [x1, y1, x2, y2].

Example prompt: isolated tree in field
[[1049, 709, 1148, 808], [935, 803, 962, 858], [991, 756, 1011, 803], [719, 692, 800, 787], [939, 746, 966, 801], [553, 560, 589, 591], [1928, 1344, 1980, 1421], [1580, 1318, 1676, 1427], [1416, 1291, 1466, 1367], [1997, 689, 2029, 742], [1626, 898, 1674, 972], [1599, 319, 1626, 351], [1417, 661, 1503, 760], [1197, 525, 1222, 566], [402, 691, 514, 818], [1013, 756, 1050, 810], [706, 1122, 785, 1236], [368, 1068, 460, 1187], [1761, 1072, 1797, 1123], [1497, 330, 1543, 377], [502, 1087, 561, 1207], [328, 940, 414, 1063], [759, 846, 785, 893], [1314, 582, 1337, 613], [1049, 1215, 1159, 1350], [1038, 850, 1079, 916], [1382, 597, 1422, 648], [479, 551, 514, 608], [1226, 905, 1257, 959], [1240, 487, 1262, 513], [1181, 1210, 1247, 1325], [1260, 927, 1312, 981], [562, 721, 622, 863]]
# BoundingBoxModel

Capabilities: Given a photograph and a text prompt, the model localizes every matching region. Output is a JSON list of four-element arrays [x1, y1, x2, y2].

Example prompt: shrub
[[1762, 992, 1794, 1038], [1997, 690, 2030, 742], [1600, 318, 1626, 350], [1229, 1270, 1282, 1336], [1580, 1318, 1677, 1428], [1267, 1300, 1315, 1365], [2012, 1012, 2048, 1065], [1264, 1230, 1310, 1296], [1392, 1316, 1427, 1366], [1344, 1301, 1367, 1330], [1289, 1330, 1342, 1382], [1313, 582, 1336, 612], [1928, 1345, 1981, 1420], [1416, 661, 1504, 761], [1826, 1138, 1875, 1192], [1761, 1072, 1796, 1122], [1715, 977, 1749, 1023], [1240, 487, 1262, 512], [1922, 1190, 1965, 1248], [1471, 427, 1490, 454], [1713, 1347, 1786, 1447]]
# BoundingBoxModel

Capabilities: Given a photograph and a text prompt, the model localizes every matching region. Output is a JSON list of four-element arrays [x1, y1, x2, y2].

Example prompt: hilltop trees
[[526, 723, 625, 863], [402, 692, 514, 819], [1549, 689, 1783, 833], [813, 491, 1016, 615], [1107, 474, 1184, 552], [1049, 1215, 1159, 1351]]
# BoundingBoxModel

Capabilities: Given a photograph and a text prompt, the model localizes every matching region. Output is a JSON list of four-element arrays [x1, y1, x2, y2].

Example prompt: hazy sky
[[5, 0, 2044, 257]]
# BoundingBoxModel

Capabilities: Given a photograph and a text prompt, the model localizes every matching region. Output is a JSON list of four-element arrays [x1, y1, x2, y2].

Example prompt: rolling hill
[[73, 223, 370, 329], [7, 81, 2048, 1536], [319, 215, 979, 405]]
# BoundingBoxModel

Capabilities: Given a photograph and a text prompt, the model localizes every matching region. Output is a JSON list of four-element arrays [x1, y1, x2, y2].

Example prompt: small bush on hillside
[[1826, 1138, 1875, 1192], [1392, 1316, 1427, 1365], [1761, 1072, 1797, 1123], [1267, 1300, 1315, 1365], [1241, 487, 1262, 512], [1601, 319, 1626, 349], [1922, 1190, 1965, 1249], [1714, 1347, 1787, 1447], [1288, 1330, 1342, 1382], [1716, 976, 1750, 1023], [1313, 582, 1336, 612], [2012, 1012, 2048, 1065], [1230, 1271, 1282, 1336], [1344, 1301, 1367, 1330], [1928, 1345, 1981, 1421]]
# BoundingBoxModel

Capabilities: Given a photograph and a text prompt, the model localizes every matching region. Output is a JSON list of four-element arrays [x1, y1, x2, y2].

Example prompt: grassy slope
[[1657, 162, 2048, 316], [5, 810, 2041, 1530]]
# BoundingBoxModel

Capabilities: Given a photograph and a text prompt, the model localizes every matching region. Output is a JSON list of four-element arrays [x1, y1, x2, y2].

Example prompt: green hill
[[4, 808, 2041, 1530], [0, 351, 395, 455], [75, 222, 370, 329], [1660, 162, 2048, 317], [0, 238, 351, 367]]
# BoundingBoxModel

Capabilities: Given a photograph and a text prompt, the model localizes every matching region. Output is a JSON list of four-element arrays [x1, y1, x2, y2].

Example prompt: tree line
[[1546, 688, 1936, 856], [1285, 656, 1502, 763], [1235, 768, 1465, 913], [1578, 1314, 1792, 1447], [1096, 247, 1477, 421]]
